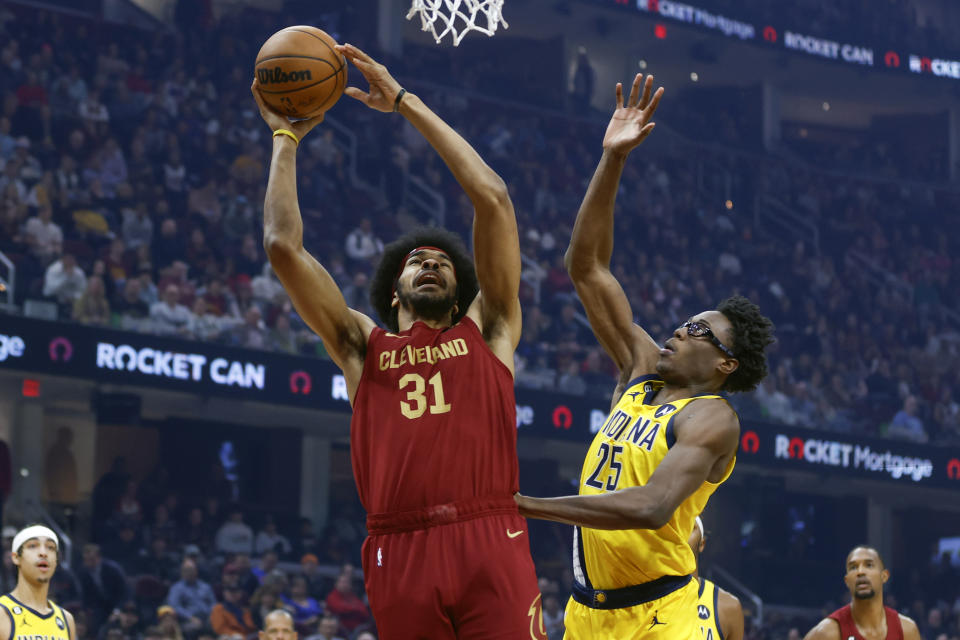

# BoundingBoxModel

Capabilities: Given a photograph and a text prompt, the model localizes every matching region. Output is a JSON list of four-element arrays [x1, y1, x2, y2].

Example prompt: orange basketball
[[254, 26, 347, 119]]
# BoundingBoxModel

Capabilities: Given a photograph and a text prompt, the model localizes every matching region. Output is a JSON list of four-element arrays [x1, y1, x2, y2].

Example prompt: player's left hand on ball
[[250, 79, 325, 139], [336, 44, 404, 113]]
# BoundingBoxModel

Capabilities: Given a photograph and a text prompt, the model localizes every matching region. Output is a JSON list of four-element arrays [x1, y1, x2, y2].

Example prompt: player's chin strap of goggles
[[12, 525, 59, 553]]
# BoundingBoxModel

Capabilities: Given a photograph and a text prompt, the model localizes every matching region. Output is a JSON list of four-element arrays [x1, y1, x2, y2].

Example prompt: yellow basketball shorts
[[563, 576, 698, 639]]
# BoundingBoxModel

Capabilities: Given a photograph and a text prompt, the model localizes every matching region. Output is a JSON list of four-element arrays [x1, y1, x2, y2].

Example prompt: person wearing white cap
[[687, 516, 743, 640], [0, 524, 76, 640]]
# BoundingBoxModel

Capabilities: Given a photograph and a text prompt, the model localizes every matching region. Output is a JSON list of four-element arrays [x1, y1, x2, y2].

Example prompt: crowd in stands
[[1, 3, 958, 640], [1, 3, 959, 447]]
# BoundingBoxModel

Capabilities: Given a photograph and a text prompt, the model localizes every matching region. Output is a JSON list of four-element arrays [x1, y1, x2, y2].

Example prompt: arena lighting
[[638, 59, 647, 69], [822, 101, 830, 111], [690, 71, 699, 81], [654, 23, 667, 39], [21, 379, 40, 398]]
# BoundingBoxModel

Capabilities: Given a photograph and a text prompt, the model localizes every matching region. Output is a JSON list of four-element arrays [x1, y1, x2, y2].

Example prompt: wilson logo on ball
[[257, 67, 313, 84]]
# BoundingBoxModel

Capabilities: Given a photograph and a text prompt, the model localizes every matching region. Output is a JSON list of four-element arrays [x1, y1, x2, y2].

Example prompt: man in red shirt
[[323, 573, 369, 633], [803, 546, 920, 640], [254, 43, 544, 639]]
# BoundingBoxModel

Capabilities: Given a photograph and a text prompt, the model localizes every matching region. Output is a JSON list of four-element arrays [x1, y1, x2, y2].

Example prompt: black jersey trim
[[698, 576, 706, 599], [714, 581, 725, 640], [5, 595, 55, 619], [575, 527, 593, 589]]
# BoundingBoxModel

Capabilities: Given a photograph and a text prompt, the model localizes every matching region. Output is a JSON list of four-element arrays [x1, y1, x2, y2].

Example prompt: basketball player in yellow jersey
[[689, 517, 743, 640], [515, 73, 774, 639], [0, 525, 76, 640]]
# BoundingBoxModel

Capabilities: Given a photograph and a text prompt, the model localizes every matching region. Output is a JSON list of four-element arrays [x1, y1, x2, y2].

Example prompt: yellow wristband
[[273, 129, 300, 146]]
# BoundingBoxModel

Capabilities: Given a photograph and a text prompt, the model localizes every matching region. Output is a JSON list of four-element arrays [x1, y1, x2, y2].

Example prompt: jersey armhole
[[59, 605, 71, 640], [457, 314, 515, 381], [0, 602, 14, 640], [714, 584, 725, 640]]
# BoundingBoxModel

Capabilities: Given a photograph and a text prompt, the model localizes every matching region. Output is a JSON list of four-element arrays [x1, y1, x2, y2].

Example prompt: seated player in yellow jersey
[[0, 525, 77, 640], [515, 74, 774, 639], [689, 516, 743, 640]]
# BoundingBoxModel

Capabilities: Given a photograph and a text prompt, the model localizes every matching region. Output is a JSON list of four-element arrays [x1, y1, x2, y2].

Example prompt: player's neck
[[397, 310, 452, 332], [11, 579, 51, 612], [850, 594, 886, 626]]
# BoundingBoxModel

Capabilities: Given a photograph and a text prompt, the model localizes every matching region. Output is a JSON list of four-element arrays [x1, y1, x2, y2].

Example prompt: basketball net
[[407, 0, 508, 47]]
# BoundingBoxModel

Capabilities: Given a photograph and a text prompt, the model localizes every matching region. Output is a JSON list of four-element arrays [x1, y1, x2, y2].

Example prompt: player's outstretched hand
[[336, 44, 404, 113], [250, 80, 325, 140], [602, 74, 664, 157]]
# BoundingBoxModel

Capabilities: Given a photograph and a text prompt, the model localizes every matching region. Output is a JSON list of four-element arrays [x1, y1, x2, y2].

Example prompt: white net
[[407, 0, 508, 47]]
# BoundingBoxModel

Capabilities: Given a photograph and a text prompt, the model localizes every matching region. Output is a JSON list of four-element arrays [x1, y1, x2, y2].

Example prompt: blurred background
[[0, 0, 958, 638]]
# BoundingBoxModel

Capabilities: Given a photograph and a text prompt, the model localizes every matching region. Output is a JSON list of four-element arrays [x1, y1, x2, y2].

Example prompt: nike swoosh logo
[[507, 529, 524, 539]]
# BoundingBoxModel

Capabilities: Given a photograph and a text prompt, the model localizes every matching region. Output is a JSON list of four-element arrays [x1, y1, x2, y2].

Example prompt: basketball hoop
[[407, 0, 508, 47]]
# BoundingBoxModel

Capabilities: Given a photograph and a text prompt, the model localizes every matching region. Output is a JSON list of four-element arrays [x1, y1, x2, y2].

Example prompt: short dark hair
[[846, 545, 885, 569], [716, 295, 775, 393], [369, 228, 478, 332]]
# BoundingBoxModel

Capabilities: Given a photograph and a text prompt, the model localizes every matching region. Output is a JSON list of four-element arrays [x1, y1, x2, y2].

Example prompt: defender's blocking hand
[[602, 74, 664, 156]]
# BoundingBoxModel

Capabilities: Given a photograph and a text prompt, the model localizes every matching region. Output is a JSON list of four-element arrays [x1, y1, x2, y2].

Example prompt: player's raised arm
[[252, 82, 374, 385], [336, 44, 521, 353], [565, 75, 664, 388], [516, 400, 738, 530]]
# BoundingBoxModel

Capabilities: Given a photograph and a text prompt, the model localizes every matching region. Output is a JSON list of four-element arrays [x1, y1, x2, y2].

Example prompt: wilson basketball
[[255, 26, 347, 119]]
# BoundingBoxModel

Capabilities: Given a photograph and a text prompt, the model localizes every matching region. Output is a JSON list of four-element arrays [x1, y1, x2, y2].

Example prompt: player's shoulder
[[802, 617, 841, 640], [897, 613, 921, 637], [716, 585, 742, 613], [673, 395, 740, 442]]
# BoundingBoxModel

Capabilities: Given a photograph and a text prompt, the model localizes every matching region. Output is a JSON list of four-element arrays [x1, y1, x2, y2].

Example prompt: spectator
[[888, 395, 928, 443], [251, 264, 284, 307], [73, 275, 111, 325], [190, 298, 227, 342], [210, 585, 257, 640], [323, 573, 369, 634], [182, 508, 213, 556], [229, 554, 261, 595], [122, 201, 154, 251], [79, 89, 110, 131], [231, 306, 268, 350], [303, 616, 342, 640], [252, 551, 279, 584], [43, 253, 87, 307], [150, 285, 194, 337], [155, 606, 184, 640], [343, 218, 383, 263], [281, 575, 322, 632], [255, 518, 291, 558], [78, 544, 130, 630], [298, 555, 324, 600], [215, 509, 255, 556], [138, 537, 178, 584], [23, 204, 63, 263], [115, 279, 151, 329], [541, 593, 564, 639], [166, 559, 216, 637], [250, 586, 282, 629], [269, 315, 300, 355]]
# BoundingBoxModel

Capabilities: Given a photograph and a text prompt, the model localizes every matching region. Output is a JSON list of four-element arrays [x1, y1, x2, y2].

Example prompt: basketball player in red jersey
[[252, 44, 545, 640], [803, 546, 920, 640]]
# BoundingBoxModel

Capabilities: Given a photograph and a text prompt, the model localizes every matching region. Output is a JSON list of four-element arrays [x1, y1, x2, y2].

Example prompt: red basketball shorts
[[361, 496, 547, 640]]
